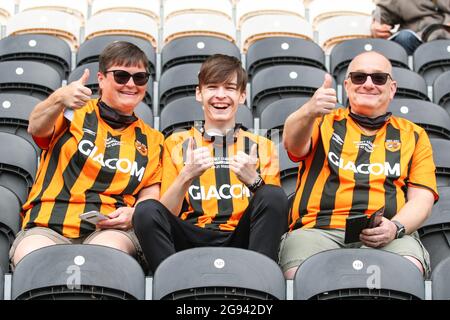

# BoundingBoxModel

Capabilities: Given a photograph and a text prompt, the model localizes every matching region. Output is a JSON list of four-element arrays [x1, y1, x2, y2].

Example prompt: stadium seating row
[[2, 244, 450, 300], [0, 0, 376, 53]]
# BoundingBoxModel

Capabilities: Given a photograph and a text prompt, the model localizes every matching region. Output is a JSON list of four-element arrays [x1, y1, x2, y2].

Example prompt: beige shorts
[[9, 227, 145, 270], [278, 228, 431, 277]]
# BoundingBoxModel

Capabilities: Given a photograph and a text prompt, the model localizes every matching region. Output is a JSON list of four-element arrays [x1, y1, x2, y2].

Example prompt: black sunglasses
[[105, 70, 150, 86], [348, 72, 392, 85]]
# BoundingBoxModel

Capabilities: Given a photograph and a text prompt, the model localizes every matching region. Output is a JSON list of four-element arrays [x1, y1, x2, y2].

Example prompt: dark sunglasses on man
[[105, 70, 150, 86], [348, 72, 392, 85]]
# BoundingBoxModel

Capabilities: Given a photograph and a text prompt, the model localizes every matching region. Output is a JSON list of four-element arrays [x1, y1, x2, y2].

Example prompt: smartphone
[[344, 214, 368, 244], [344, 207, 385, 243], [79, 211, 110, 225], [367, 207, 385, 228]]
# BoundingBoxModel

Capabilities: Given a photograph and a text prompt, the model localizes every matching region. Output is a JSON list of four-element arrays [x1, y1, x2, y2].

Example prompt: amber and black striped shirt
[[162, 125, 280, 231], [289, 108, 438, 230], [22, 99, 163, 238]]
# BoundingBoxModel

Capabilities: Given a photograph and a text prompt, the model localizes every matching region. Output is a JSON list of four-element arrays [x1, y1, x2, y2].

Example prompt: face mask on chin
[[348, 106, 391, 130], [97, 100, 138, 129]]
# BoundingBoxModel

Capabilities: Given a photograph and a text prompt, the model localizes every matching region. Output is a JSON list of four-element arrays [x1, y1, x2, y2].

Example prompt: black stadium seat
[[391, 67, 429, 101], [161, 36, 240, 74], [0, 34, 72, 80], [76, 35, 156, 78], [0, 61, 61, 100], [68, 62, 153, 108], [260, 97, 310, 132], [430, 138, 450, 187], [278, 147, 299, 198], [388, 98, 450, 140], [152, 247, 285, 300], [414, 40, 450, 85], [431, 256, 450, 299], [0, 185, 22, 273], [293, 249, 425, 300], [251, 65, 334, 117], [246, 37, 326, 79], [331, 38, 409, 84], [160, 96, 253, 137], [134, 102, 153, 127], [158, 63, 201, 113], [434, 70, 450, 113], [0, 261, 4, 299], [0, 132, 37, 205], [0, 93, 42, 155], [418, 186, 450, 271], [12, 244, 146, 300]]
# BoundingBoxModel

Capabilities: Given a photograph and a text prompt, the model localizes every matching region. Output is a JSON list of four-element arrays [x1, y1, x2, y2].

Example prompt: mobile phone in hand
[[79, 211, 110, 225], [367, 206, 385, 228]]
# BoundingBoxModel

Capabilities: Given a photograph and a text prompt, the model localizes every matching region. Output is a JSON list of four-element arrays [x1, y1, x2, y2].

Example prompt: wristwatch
[[391, 220, 406, 239], [246, 174, 265, 193]]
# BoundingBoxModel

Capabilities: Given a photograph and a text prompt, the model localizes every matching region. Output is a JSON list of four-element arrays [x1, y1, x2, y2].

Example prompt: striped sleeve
[[407, 129, 439, 201]]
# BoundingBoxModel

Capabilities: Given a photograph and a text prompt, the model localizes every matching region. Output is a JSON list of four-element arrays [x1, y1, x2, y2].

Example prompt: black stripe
[[50, 111, 99, 235], [122, 127, 149, 195], [315, 119, 347, 228], [383, 124, 402, 219], [349, 133, 376, 215], [183, 138, 204, 223], [25, 128, 72, 229], [293, 136, 326, 230], [204, 141, 233, 230]]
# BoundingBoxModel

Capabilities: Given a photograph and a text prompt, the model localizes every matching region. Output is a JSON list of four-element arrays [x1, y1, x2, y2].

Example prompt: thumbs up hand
[[230, 143, 259, 186], [59, 68, 93, 109], [305, 73, 337, 117], [182, 137, 214, 180]]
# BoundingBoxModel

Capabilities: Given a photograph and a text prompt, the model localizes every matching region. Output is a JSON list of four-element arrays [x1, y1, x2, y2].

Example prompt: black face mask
[[97, 100, 138, 129], [348, 107, 391, 130]]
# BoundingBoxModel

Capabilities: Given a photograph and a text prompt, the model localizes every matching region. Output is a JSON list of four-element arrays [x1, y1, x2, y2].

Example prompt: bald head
[[346, 51, 393, 77]]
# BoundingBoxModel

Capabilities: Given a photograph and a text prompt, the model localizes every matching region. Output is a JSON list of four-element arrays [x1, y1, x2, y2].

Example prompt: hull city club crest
[[385, 139, 401, 152]]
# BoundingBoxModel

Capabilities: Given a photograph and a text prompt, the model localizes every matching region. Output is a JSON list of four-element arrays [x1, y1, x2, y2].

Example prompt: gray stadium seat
[[152, 247, 285, 300], [0, 257, 3, 299], [434, 70, 450, 113], [159, 96, 253, 137], [251, 65, 334, 117], [388, 98, 450, 140], [0, 34, 72, 80], [418, 186, 450, 272], [260, 97, 310, 132], [278, 146, 299, 198], [0, 185, 21, 273], [158, 63, 201, 113], [0, 93, 42, 155], [12, 244, 145, 300], [76, 35, 156, 78], [161, 36, 240, 74], [68, 63, 153, 108], [0, 132, 37, 205], [414, 40, 450, 85], [392, 67, 429, 101], [431, 256, 450, 299], [246, 37, 326, 79], [293, 248, 425, 300], [134, 102, 153, 127], [430, 138, 450, 187], [0, 61, 61, 100], [330, 38, 409, 84]]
